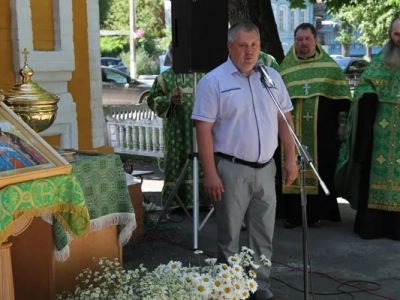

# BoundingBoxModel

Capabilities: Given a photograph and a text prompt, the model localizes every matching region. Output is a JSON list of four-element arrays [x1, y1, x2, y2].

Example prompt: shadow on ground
[[122, 160, 400, 300]]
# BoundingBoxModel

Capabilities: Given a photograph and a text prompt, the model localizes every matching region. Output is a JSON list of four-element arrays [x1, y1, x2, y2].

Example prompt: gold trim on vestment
[[279, 62, 340, 76], [282, 97, 319, 194], [368, 203, 400, 212], [286, 78, 347, 88]]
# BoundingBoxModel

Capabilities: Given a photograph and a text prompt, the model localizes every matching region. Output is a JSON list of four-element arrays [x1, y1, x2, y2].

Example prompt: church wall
[[10, 0, 78, 149], [0, 0, 108, 151], [0, 0, 16, 91], [31, 0, 55, 51]]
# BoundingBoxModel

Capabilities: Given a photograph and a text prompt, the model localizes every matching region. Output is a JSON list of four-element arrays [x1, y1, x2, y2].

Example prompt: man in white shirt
[[192, 20, 297, 300]]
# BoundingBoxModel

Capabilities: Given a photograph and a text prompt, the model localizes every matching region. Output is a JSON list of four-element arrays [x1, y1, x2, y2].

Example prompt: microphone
[[255, 60, 276, 88]]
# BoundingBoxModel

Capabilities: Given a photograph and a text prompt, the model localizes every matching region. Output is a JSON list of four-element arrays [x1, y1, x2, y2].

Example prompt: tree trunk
[[228, 0, 249, 24], [341, 44, 350, 57], [365, 45, 372, 61], [228, 0, 284, 63]]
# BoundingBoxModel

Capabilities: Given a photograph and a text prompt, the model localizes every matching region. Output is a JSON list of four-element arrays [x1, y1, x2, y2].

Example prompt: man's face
[[390, 20, 400, 47], [227, 30, 260, 75], [294, 28, 317, 57]]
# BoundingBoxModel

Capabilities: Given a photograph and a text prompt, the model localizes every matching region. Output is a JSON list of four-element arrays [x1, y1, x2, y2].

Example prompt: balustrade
[[104, 104, 164, 158]]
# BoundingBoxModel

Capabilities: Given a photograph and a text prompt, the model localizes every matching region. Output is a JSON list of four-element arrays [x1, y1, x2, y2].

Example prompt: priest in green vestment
[[336, 16, 400, 240], [278, 23, 352, 229], [147, 58, 208, 208], [147, 44, 279, 208]]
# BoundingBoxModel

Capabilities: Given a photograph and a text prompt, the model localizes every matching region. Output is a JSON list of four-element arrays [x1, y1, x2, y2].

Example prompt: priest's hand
[[283, 160, 298, 185], [170, 89, 184, 105], [203, 172, 224, 201], [337, 125, 346, 142]]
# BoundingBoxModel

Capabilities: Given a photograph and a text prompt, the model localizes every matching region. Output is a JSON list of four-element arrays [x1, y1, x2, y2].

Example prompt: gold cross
[[21, 48, 30, 64], [376, 154, 386, 165], [303, 111, 313, 122], [379, 118, 389, 129], [303, 83, 310, 96]]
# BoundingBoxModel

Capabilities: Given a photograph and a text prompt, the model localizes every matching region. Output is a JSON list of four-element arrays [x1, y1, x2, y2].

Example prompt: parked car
[[333, 57, 370, 86], [101, 57, 129, 75], [159, 49, 172, 74], [101, 66, 151, 105], [330, 54, 345, 59]]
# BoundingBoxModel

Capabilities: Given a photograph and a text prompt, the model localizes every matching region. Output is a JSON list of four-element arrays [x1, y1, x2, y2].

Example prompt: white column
[[86, 0, 107, 148]]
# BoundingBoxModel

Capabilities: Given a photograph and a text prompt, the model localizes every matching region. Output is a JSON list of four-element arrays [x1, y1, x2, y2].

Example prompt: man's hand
[[337, 126, 346, 142], [283, 160, 298, 186], [203, 172, 224, 201], [170, 89, 183, 105]]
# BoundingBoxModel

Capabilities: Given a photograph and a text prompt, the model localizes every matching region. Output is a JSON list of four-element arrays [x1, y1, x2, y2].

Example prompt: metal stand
[[153, 73, 213, 249], [258, 67, 330, 300]]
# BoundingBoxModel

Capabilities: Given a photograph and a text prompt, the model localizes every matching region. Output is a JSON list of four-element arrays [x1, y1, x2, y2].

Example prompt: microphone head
[[255, 60, 265, 68], [254, 60, 265, 72]]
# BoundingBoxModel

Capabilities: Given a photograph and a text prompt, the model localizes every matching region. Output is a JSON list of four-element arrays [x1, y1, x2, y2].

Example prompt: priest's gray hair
[[228, 21, 260, 43]]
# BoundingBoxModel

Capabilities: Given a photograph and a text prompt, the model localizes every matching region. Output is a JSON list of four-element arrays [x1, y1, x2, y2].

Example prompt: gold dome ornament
[[3, 48, 60, 133]]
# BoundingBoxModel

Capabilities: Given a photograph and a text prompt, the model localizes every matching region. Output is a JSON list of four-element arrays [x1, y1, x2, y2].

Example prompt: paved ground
[[122, 160, 400, 300]]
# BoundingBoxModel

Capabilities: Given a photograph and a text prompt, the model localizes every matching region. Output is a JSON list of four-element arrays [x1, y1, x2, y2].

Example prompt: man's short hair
[[228, 20, 260, 43], [294, 23, 317, 39]]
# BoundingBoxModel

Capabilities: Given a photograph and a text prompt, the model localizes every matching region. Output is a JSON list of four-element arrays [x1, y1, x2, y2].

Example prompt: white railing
[[104, 103, 164, 157]]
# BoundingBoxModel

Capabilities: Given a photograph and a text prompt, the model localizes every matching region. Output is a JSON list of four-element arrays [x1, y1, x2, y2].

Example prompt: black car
[[101, 57, 129, 75], [334, 57, 370, 87]]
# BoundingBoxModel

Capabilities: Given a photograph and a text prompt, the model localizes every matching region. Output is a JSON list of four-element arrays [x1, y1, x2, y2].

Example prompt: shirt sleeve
[[192, 77, 219, 123]]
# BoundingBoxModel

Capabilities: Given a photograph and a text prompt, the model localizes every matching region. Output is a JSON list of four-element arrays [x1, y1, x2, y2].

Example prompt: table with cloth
[[0, 174, 90, 244], [51, 153, 137, 261], [9, 153, 138, 300], [0, 173, 90, 300]]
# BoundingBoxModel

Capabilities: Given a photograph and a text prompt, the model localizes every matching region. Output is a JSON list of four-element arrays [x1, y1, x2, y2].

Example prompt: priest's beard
[[383, 40, 400, 69]]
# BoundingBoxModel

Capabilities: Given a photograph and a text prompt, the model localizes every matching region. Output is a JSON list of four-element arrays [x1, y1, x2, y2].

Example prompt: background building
[[272, 0, 315, 54]]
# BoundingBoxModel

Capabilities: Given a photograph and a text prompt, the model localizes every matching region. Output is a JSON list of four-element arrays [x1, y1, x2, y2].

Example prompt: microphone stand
[[259, 69, 330, 300]]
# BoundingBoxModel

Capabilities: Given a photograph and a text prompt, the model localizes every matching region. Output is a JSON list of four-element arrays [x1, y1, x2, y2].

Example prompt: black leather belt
[[216, 152, 271, 169]]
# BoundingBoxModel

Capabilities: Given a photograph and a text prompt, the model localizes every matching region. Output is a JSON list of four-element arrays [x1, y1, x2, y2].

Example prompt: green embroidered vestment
[[336, 49, 400, 212], [279, 45, 352, 195]]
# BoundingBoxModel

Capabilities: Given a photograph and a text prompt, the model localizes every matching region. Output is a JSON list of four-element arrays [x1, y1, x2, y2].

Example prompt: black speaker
[[171, 0, 228, 73]]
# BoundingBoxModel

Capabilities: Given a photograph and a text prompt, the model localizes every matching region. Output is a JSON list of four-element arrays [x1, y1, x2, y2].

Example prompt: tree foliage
[[331, 0, 400, 46], [98, 0, 112, 29], [136, 0, 165, 38], [101, 0, 129, 30], [228, 0, 358, 63], [99, 0, 165, 37], [99, 0, 168, 57]]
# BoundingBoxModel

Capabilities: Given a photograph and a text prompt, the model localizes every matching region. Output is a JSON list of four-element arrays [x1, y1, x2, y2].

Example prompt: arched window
[[300, 9, 307, 24], [290, 9, 296, 31], [279, 6, 287, 31]]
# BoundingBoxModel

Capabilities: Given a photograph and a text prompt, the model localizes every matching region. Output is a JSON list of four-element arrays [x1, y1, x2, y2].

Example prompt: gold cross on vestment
[[303, 111, 313, 122], [21, 48, 30, 64], [303, 83, 310, 96]]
